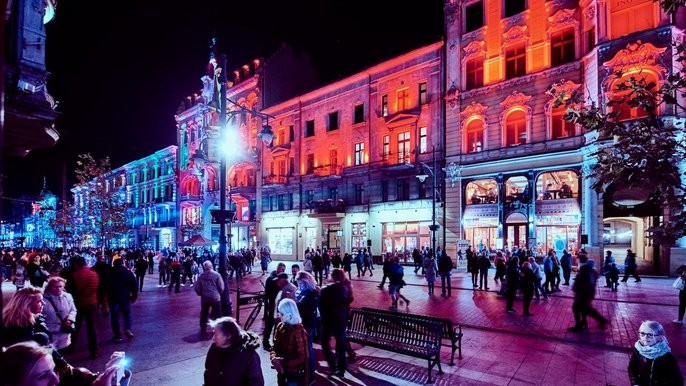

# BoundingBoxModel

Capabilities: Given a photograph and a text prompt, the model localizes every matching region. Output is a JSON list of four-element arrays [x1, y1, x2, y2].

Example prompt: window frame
[[464, 1, 484, 33], [419, 82, 428, 105], [504, 109, 528, 147], [550, 27, 575, 67], [505, 43, 527, 80], [354, 142, 365, 166], [465, 118, 484, 153]]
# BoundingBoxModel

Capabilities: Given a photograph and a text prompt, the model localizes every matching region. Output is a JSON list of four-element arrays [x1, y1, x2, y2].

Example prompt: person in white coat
[[42, 276, 77, 351]]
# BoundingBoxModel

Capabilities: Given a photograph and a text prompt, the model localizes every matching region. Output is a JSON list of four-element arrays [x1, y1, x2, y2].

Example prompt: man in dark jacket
[[477, 253, 492, 290], [320, 268, 353, 378], [134, 254, 148, 292], [568, 253, 608, 331], [622, 249, 642, 282], [107, 258, 138, 341], [262, 262, 286, 350], [560, 249, 573, 285], [377, 253, 394, 289], [466, 246, 478, 288], [505, 255, 520, 313], [438, 251, 453, 297]]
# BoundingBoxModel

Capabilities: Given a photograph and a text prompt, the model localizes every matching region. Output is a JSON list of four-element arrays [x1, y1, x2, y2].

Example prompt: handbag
[[673, 277, 685, 291], [46, 296, 75, 333]]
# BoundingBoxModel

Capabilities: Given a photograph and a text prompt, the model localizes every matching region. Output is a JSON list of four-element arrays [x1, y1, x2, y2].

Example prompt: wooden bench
[[361, 307, 463, 365], [346, 307, 444, 383]]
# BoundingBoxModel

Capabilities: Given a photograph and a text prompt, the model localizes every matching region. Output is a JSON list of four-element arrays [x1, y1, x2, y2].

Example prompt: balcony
[[307, 198, 346, 214], [313, 164, 342, 178], [179, 194, 203, 202], [263, 175, 288, 185]]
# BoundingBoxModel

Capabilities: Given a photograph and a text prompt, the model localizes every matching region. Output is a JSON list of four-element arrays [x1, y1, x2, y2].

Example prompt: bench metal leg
[[427, 359, 434, 383], [436, 355, 443, 375], [449, 342, 456, 366]]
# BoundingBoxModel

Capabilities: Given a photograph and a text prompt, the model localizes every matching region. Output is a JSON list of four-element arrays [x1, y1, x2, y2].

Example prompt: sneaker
[[673, 319, 684, 324], [112, 336, 123, 342], [125, 330, 134, 338]]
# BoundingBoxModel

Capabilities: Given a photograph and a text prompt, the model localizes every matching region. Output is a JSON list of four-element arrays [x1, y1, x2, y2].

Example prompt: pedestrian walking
[[628, 320, 683, 386], [412, 248, 423, 274], [42, 276, 77, 352], [568, 252, 608, 331], [342, 253, 353, 280], [560, 249, 572, 285], [204, 317, 264, 386], [673, 264, 686, 324], [263, 262, 287, 350], [494, 252, 506, 292], [294, 271, 320, 382], [520, 262, 537, 317], [377, 253, 392, 289], [195, 261, 224, 335], [466, 246, 478, 288], [529, 256, 548, 300], [134, 254, 148, 292], [505, 255, 520, 313], [147, 251, 155, 274], [603, 250, 615, 288], [271, 299, 309, 386], [71, 255, 100, 358], [388, 256, 405, 309], [90, 253, 111, 316], [158, 254, 168, 287], [607, 262, 620, 292], [438, 251, 453, 297], [622, 249, 642, 282], [168, 257, 182, 293], [424, 252, 438, 295], [477, 252, 491, 290], [107, 258, 138, 342], [319, 268, 353, 378]]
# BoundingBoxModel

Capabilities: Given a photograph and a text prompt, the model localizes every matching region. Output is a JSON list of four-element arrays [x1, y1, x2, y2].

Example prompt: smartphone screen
[[112, 352, 126, 386]]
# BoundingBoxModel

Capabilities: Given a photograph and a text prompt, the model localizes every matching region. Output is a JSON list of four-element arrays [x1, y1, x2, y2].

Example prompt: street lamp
[[207, 43, 274, 316], [416, 145, 440, 254]]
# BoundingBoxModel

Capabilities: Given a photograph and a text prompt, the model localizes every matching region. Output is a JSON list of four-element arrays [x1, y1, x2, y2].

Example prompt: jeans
[[322, 325, 347, 373], [479, 270, 488, 289], [136, 273, 145, 291], [200, 301, 221, 330], [74, 304, 98, 356], [440, 273, 451, 295], [678, 289, 685, 320], [110, 301, 132, 337]]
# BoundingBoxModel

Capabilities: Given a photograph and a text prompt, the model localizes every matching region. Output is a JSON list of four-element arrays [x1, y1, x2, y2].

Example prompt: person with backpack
[[437, 250, 453, 297]]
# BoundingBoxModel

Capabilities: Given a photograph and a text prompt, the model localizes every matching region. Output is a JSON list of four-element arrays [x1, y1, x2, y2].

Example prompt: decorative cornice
[[499, 92, 533, 110], [463, 40, 485, 56], [460, 102, 488, 119], [603, 40, 667, 71], [503, 25, 528, 44], [548, 8, 575, 28], [547, 80, 581, 100]]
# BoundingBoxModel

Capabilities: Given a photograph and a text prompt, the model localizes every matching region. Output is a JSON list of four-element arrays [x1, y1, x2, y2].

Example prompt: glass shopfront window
[[466, 179, 498, 205], [382, 222, 430, 263], [465, 226, 497, 252], [536, 170, 579, 200], [505, 176, 529, 203], [267, 227, 294, 255], [351, 223, 367, 252], [535, 219, 579, 256]]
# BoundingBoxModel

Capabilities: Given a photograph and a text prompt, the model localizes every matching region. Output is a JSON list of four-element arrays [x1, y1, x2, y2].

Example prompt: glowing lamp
[[257, 124, 274, 146], [613, 186, 651, 206]]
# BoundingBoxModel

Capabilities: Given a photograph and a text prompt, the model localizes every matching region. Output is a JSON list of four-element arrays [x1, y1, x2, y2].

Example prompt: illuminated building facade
[[259, 43, 444, 261], [443, 0, 685, 273]]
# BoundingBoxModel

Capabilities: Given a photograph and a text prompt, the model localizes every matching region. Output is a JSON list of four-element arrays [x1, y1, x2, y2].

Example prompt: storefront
[[381, 221, 431, 263]]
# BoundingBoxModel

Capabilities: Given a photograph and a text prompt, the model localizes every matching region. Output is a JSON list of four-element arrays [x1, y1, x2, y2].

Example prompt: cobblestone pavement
[[2, 262, 684, 385]]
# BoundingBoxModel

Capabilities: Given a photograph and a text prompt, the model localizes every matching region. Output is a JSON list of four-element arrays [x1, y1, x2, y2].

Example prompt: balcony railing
[[263, 175, 288, 185], [313, 164, 342, 177], [307, 198, 346, 213]]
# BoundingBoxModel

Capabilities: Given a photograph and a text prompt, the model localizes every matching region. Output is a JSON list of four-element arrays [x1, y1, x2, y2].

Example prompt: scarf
[[634, 339, 671, 360]]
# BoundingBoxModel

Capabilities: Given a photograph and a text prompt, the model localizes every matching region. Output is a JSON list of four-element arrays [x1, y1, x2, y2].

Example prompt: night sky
[[4, 0, 444, 208]]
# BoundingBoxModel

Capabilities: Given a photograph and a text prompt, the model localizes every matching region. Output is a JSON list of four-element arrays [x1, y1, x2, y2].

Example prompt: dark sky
[[4, 0, 444, 206]]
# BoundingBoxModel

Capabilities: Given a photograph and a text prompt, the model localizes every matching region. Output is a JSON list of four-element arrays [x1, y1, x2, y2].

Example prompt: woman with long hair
[[294, 271, 320, 382], [204, 317, 263, 386], [271, 299, 309, 386], [2, 287, 51, 347]]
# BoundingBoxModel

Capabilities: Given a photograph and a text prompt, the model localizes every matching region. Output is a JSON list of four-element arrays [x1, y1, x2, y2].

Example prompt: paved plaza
[[2, 262, 685, 385]]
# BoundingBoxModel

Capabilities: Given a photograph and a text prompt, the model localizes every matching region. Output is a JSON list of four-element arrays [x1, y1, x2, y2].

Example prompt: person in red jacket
[[70, 255, 100, 358]]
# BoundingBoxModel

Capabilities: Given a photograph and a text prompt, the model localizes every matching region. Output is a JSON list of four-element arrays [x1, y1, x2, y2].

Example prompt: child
[[608, 262, 620, 291]]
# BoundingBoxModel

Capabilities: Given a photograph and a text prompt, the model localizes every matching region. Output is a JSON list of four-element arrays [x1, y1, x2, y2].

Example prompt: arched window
[[465, 119, 484, 153], [536, 170, 579, 200], [465, 179, 498, 205], [180, 175, 200, 196], [505, 109, 527, 146], [610, 72, 658, 121], [551, 104, 576, 139]]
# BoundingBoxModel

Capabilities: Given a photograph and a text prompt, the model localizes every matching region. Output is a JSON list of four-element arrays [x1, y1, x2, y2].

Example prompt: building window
[[306, 154, 315, 174], [289, 125, 295, 142], [381, 180, 389, 202], [551, 28, 575, 67], [288, 193, 294, 210], [551, 105, 576, 139], [419, 82, 428, 105], [397, 132, 411, 163], [466, 57, 484, 90], [504, 0, 526, 18], [289, 157, 295, 176], [354, 142, 365, 165], [397, 88, 410, 111], [277, 194, 285, 211], [305, 120, 315, 137], [328, 111, 339, 131], [382, 135, 390, 161], [277, 128, 286, 145], [354, 104, 364, 124], [329, 148, 337, 168], [465, 1, 484, 32], [397, 179, 409, 201], [466, 119, 484, 153], [505, 110, 527, 146], [609, 0, 656, 39], [354, 184, 363, 205], [351, 223, 367, 251], [505, 43, 526, 79], [270, 195, 277, 212], [419, 127, 427, 154], [382, 95, 388, 116], [328, 187, 338, 200], [278, 159, 286, 176], [306, 189, 315, 203], [610, 72, 658, 121]]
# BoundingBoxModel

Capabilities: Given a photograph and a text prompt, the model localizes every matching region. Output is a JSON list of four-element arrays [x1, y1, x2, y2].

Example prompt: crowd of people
[[1, 245, 684, 385]]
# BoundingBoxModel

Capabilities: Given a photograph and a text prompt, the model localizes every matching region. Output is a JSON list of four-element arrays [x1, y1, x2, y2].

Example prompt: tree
[[72, 154, 129, 248], [551, 0, 686, 246]]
